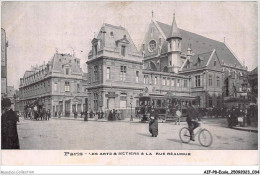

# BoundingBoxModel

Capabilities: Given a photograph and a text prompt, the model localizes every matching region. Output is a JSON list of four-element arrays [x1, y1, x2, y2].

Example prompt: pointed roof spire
[[166, 12, 182, 41]]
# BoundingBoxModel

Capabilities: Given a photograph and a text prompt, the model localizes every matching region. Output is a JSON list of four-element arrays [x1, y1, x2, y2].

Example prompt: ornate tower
[[166, 13, 182, 73]]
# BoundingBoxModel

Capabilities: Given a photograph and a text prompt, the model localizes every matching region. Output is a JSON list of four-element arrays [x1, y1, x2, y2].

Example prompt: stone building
[[141, 13, 247, 108], [87, 13, 248, 111], [19, 52, 88, 117], [6, 85, 15, 109], [1, 28, 8, 96], [87, 24, 144, 111]]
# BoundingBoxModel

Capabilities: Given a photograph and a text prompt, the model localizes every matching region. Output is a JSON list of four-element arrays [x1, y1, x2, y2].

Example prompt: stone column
[[62, 99, 65, 116], [70, 100, 72, 117]]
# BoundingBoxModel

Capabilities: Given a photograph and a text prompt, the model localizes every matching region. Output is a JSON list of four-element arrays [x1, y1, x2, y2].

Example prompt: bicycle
[[179, 121, 213, 147]]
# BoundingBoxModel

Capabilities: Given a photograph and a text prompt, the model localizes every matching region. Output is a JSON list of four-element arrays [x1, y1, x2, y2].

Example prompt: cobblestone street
[[17, 117, 258, 150]]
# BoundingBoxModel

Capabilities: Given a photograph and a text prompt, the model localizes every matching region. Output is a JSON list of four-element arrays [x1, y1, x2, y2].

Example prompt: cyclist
[[186, 103, 201, 141]]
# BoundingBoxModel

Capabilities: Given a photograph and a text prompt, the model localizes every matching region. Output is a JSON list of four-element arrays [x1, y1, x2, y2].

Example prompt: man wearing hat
[[149, 107, 158, 137], [1, 98, 20, 149]]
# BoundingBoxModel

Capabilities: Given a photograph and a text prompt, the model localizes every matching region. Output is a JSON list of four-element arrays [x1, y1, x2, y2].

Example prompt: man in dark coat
[[1, 98, 20, 149], [186, 103, 200, 141], [149, 108, 158, 137]]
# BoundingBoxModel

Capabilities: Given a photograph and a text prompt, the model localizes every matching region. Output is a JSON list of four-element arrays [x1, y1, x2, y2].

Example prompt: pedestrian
[[100, 110, 104, 119], [149, 108, 158, 137], [84, 110, 88, 121], [90, 110, 94, 118], [46, 109, 51, 120], [97, 110, 101, 119], [108, 110, 113, 121], [112, 109, 117, 121], [1, 98, 20, 149], [175, 107, 182, 125]]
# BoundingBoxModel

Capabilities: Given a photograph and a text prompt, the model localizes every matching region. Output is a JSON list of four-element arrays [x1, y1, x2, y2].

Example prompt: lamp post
[[130, 96, 133, 121], [241, 78, 248, 127]]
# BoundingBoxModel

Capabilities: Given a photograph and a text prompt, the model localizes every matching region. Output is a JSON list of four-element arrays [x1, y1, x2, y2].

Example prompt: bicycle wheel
[[179, 127, 191, 143], [198, 129, 213, 147]]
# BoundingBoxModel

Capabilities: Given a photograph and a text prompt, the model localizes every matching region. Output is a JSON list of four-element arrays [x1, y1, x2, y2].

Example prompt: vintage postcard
[[1, 1, 258, 174]]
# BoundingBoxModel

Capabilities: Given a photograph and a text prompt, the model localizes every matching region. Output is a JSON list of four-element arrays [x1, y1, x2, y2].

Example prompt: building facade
[[87, 14, 248, 111], [1, 28, 8, 97], [19, 52, 88, 117], [141, 14, 247, 108]]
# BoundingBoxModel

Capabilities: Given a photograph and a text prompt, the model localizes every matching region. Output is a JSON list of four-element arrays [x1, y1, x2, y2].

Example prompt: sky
[[1, 1, 258, 89]]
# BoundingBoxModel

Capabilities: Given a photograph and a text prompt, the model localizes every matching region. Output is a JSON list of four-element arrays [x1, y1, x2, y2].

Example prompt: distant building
[[248, 66, 258, 103], [87, 13, 248, 111], [1, 28, 8, 97], [19, 52, 88, 117], [6, 85, 15, 109]]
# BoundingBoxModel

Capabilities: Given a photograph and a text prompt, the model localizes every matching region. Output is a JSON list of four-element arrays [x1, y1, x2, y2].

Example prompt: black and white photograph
[[1, 1, 258, 172]]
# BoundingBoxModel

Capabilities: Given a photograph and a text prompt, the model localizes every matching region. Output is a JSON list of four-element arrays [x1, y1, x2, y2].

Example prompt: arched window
[[163, 66, 168, 72], [150, 62, 157, 71]]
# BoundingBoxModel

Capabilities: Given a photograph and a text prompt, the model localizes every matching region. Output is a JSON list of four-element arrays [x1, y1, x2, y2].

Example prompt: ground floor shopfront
[[52, 95, 88, 117]]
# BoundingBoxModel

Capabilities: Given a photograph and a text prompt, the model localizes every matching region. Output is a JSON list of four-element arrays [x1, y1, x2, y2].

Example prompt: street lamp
[[130, 96, 133, 121], [241, 78, 248, 126]]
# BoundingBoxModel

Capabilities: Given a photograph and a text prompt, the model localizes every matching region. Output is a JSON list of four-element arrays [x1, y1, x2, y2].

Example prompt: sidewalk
[[51, 116, 142, 122], [232, 126, 258, 133]]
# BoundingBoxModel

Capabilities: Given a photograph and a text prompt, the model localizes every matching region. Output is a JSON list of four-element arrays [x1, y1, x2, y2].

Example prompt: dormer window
[[186, 61, 190, 68], [94, 45, 98, 56], [65, 68, 69, 75], [121, 45, 126, 56]]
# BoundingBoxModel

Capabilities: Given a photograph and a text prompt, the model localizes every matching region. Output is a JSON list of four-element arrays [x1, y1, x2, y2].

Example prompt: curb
[[232, 127, 258, 133]]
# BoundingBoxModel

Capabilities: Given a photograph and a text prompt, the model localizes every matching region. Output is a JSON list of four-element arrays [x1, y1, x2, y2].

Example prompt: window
[[154, 76, 158, 85], [110, 32, 114, 37], [214, 60, 217, 67], [216, 76, 220, 87], [217, 96, 221, 107], [144, 75, 149, 84], [94, 45, 98, 56], [136, 71, 139, 83], [171, 79, 175, 86], [186, 62, 190, 69], [66, 68, 69, 75], [195, 75, 201, 87], [65, 82, 70, 92], [77, 84, 80, 92], [93, 92, 98, 111], [106, 67, 111, 80], [120, 66, 126, 81], [167, 78, 170, 86], [197, 60, 201, 67], [208, 96, 213, 107], [121, 46, 126, 56], [54, 83, 57, 92], [94, 65, 98, 81], [209, 75, 213, 86], [184, 80, 188, 87], [177, 79, 180, 87], [148, 40, 156, 52], [162, 77, 166, 86]]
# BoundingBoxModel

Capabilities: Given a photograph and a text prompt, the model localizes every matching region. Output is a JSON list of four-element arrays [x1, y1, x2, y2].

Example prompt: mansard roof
[[52, 53, 82, 74], [96, 23, 139, 54], [155, 21, 242, 67]]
